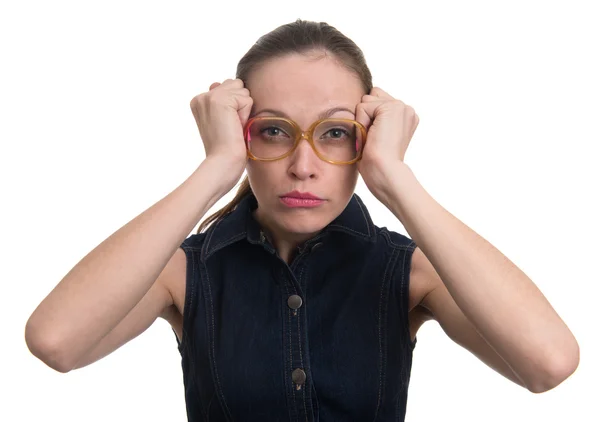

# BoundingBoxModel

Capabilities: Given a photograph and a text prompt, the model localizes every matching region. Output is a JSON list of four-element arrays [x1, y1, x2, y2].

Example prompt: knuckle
[[207, 93, 221, 106], [189, 95, 200, 108]]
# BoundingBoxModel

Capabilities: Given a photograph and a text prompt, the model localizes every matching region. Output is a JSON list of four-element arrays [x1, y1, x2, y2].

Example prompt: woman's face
[[245, 52, 364, 248]]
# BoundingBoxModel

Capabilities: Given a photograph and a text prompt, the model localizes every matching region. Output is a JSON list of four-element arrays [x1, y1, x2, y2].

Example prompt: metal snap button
[[287, 294, 303, 310], [310, 242, 323, 252], [292, 368, 306, 387]]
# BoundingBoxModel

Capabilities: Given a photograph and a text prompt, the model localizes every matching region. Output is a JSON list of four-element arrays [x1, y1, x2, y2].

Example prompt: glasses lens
[[246, 118, 296, 159], [245, 117, 365, 162], [313, 119, 364, 162]]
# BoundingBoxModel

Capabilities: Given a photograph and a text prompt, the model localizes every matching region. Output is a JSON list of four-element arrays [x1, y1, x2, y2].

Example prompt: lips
[[279, 190, 325, 208], [280, 190, 322, 200]]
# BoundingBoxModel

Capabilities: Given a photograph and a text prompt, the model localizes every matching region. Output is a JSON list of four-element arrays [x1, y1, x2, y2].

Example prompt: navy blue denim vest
[[174, 192, 417, 421]]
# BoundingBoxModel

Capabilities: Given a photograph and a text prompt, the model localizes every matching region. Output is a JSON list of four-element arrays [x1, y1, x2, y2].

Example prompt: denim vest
[[174, 192, 417, 421]]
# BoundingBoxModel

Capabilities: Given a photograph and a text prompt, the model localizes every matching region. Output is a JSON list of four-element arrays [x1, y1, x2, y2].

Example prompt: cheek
[[246, 162, 267, 179], [246, 162, 281, 192], [336, 167, 359, 191]]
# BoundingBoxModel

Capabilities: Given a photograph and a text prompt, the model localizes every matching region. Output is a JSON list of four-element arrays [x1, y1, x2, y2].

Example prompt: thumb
[[237, 95, 254, 129], [355, 102, 375, 133]]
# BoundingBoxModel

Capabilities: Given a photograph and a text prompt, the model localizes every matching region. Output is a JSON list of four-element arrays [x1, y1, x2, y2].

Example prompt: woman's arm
[[388, 163, 579, 393], [25, 157, 236, 372]]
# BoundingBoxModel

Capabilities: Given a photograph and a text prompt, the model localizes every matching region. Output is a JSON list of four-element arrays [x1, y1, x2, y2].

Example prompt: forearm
[[25, 157, 235, 365], [381, 163, 579, 390]]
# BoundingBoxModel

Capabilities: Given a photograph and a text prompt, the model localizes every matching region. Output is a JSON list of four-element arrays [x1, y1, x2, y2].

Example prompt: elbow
[[527, 340, 580, 394], [25, 321, 74, 374]]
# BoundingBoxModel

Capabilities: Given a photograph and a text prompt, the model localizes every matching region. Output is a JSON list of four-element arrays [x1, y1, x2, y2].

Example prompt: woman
[[25, 19, 579, 421]]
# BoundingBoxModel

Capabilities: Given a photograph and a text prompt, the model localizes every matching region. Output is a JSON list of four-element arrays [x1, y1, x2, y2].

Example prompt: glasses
[[243, 117, 368, 165]]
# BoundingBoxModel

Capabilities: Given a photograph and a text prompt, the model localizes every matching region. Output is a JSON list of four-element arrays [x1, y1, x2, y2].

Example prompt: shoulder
[[375, 226, 416, 250], [180, 232, 208, 250], [162, 232, 209, 319], [373, 227, 435, 313]]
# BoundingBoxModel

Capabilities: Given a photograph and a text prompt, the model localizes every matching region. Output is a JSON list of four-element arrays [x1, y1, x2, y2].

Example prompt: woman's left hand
[[355, 87, 420, 203]]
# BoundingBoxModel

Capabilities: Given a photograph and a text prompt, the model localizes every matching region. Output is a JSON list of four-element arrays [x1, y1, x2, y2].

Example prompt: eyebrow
[[249, 106, 355, 120]]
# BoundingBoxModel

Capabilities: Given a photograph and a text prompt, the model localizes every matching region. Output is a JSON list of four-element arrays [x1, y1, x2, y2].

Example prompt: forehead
[[247, 53, 364, 121]]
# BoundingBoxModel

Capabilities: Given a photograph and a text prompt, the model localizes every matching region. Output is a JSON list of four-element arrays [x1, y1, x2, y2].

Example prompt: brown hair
[[196, 19, 373, 234]]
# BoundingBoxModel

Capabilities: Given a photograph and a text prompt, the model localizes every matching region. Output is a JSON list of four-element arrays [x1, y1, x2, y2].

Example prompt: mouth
[[279, 190, 326, 208], [280, 190, 323, 200]]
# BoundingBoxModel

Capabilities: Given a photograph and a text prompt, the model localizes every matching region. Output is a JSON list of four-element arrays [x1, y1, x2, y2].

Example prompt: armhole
[[401, 240, 418, 351], [177, 235, 203, 356]]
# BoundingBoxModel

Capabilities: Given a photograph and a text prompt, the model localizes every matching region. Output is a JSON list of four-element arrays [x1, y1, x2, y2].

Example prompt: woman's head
[[244, 52, 365, 250], [197, 20, 373, 248]]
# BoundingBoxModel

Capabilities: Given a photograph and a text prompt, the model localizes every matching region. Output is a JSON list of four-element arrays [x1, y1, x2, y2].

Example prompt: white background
[[2, 0, 598, 420]]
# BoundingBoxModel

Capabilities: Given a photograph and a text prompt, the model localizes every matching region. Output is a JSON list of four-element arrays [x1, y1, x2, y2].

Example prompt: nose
[[287, 134, 319, 180]]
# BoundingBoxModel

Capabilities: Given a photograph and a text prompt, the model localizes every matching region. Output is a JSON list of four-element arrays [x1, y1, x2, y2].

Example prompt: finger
[[370, 86, 395, 99], [355, 101, 379, 132], [362, 94, 380, 103], [410, 114, 420, 138], [231, 87, 250, 97], [209, 82, 221, 91], [221, 78, 244, 88], [236, 95, 254, 128]]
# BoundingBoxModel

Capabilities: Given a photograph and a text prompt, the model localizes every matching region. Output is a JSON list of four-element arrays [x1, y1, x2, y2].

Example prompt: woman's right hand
[[189, 78, 253, 183]]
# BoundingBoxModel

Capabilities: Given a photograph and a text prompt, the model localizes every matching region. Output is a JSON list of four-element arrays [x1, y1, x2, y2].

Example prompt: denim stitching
[[401, 244, 416, 351], [202, 263, 232, 420], [284, 276, 298, 422], [202, 219, 219, 259], [182, 248, 208, 420], [380, 230, 415, 250], [297, 264, 309, 422], [180, 246, 194, 355], [373, 247, 398, 421], [396, 244, 415, 421], [281, 277, 294, 422], [354, 195, 372, 237], [210, 233, 246, 252], [327, 224, 370, 238]]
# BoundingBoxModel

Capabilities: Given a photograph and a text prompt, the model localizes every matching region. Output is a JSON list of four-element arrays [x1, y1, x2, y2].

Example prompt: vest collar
[[201, 191, 376, 261]]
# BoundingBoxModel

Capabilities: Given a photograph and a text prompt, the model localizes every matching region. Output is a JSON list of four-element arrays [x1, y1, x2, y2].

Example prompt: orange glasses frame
[[243, 116, 368, 165]]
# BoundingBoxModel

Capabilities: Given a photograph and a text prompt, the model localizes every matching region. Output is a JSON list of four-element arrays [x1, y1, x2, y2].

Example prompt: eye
[[322, 128, 350, 139], [264, 127, 282, 136], [327, 128, 347, 138], [261, 126, 290, 137]]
